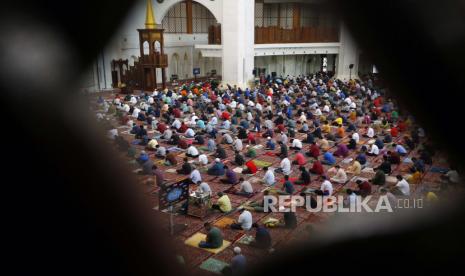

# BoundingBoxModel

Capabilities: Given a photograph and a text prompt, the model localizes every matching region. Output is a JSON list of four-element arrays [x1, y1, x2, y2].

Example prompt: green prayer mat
[[253, 160, 273, 168], [199, 258, 229, 274], [237, 234, 254, 245], [199, 146, 209, 151]]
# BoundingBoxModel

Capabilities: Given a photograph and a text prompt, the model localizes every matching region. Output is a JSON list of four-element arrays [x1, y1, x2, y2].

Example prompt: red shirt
[[390, 127, 398, 137], [358, 181, 372, 197], [173, 108, 181, 118], [309, 144, 320, 158], [179, 123, 188, 133], [295, 153, 306, 166], [221, 111, 231, 120], [277, 124, 285, 133], [311, 161, 324, 175], [246, 160, 258, 174], [247, 132, 255, 142], [157, 123, 167, 133]]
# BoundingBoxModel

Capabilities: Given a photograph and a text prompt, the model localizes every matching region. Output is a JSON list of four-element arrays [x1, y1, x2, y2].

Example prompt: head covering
[[233, 247, 241, 254], [215, 158, 220, 162]]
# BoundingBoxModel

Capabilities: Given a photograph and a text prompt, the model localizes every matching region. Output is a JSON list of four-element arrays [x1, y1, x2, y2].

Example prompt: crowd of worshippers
[[96, 73, 459, 245]]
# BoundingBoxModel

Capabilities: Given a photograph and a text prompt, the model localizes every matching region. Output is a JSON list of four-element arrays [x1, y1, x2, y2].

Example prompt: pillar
[[221, 0, 255, 88], [336, 23, 359, 80]]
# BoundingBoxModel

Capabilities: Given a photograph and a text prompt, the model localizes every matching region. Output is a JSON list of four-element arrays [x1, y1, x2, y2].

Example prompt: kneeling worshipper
[[243, 160, 258, 174], [371, 167, 386, 186], [233, 150, 246, 166], [262, 167, 275, 186], [265, 137, 276, 150], [292, 150, 307, 166], [306, 142, 320, 158], [186, 144, 199, 158], [250, 223, 272, 250], [164, 150, 178, 166], [277, 175, 295, 195], [230, 177, 253, 196], [177, 157, 193, 175], [220, 166, 238, 184], [198, 153, 209, 166], [155, 145, 166, 158], [208, 158, 226, 176], [346, 159, 362, 175], [355, 179, 372, 197], [295, 166, 311, 185], [333, 143, 349, 157], [328, 165, 348, 184], [198, 222, 223, 249], [146, 138, 158, 150], [367, 143, 380, 156], [310, 158, 325, 175], [230, 209, 253, 231], [392, 175, 410, 196], [289, 138, 303, 150], [215, 145, 227, 159], [322, 151, 336, 165], [320, 176, 334, 196], [211, 192, 232, 213]]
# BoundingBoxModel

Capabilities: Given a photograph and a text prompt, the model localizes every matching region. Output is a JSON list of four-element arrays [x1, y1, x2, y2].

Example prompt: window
[[161, 2, 217, 34], [192, 2, 217, 33], [162, 2, 187, 33]]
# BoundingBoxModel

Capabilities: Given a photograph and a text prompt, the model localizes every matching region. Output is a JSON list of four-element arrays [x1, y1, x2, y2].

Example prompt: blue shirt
[[284, 180, 295, 194], [356, 153, 367, 165], [323, 152, 336, 165], [231, 254, 247, 275], [266, 140, 275, 150], [396, 145, 407, 154]]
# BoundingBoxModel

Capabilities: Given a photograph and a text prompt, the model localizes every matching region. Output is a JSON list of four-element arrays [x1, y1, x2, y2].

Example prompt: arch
[[130, 55, 138, 66], [197, 52, 203, 76], [183, 53, 189, 78], [171, 53, 180, 76], [157, 0, 221, 26], [142, 41, 149, 55], [153, 41, 161, 53]]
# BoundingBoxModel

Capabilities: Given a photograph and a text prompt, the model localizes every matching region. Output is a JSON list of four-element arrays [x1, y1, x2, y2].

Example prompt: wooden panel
[[254, 26, 340, 44]]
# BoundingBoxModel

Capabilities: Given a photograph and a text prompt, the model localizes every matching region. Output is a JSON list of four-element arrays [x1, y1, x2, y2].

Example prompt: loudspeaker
[[349, 64, 354, 69]]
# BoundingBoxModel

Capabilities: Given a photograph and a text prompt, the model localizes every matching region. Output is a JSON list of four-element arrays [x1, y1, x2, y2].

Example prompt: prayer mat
[[262, 217, 280, 228], [131, 140, 141, 145], [167, 147, 183, 152], [342, 158, 353, 164], [199, 146, 209, 151], [165, 168, 177, 173], [253, 144, 264, 149], [279, 177, 299, 184], [237, 234, 254, 245], [224, 187, 258, 198], [184, 232, 231, 254], [253, 160, 273, 168], [264, 152, 276, 157], [233, 167, 243, 174], [430, 167, 448, 173], [199, 257, 229, 274], [213, 217, 236, 228]]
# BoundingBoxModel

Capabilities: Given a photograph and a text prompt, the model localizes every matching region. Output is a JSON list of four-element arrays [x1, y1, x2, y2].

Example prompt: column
[[221, 0, 255, 88], [336, 23, 359, 80]]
